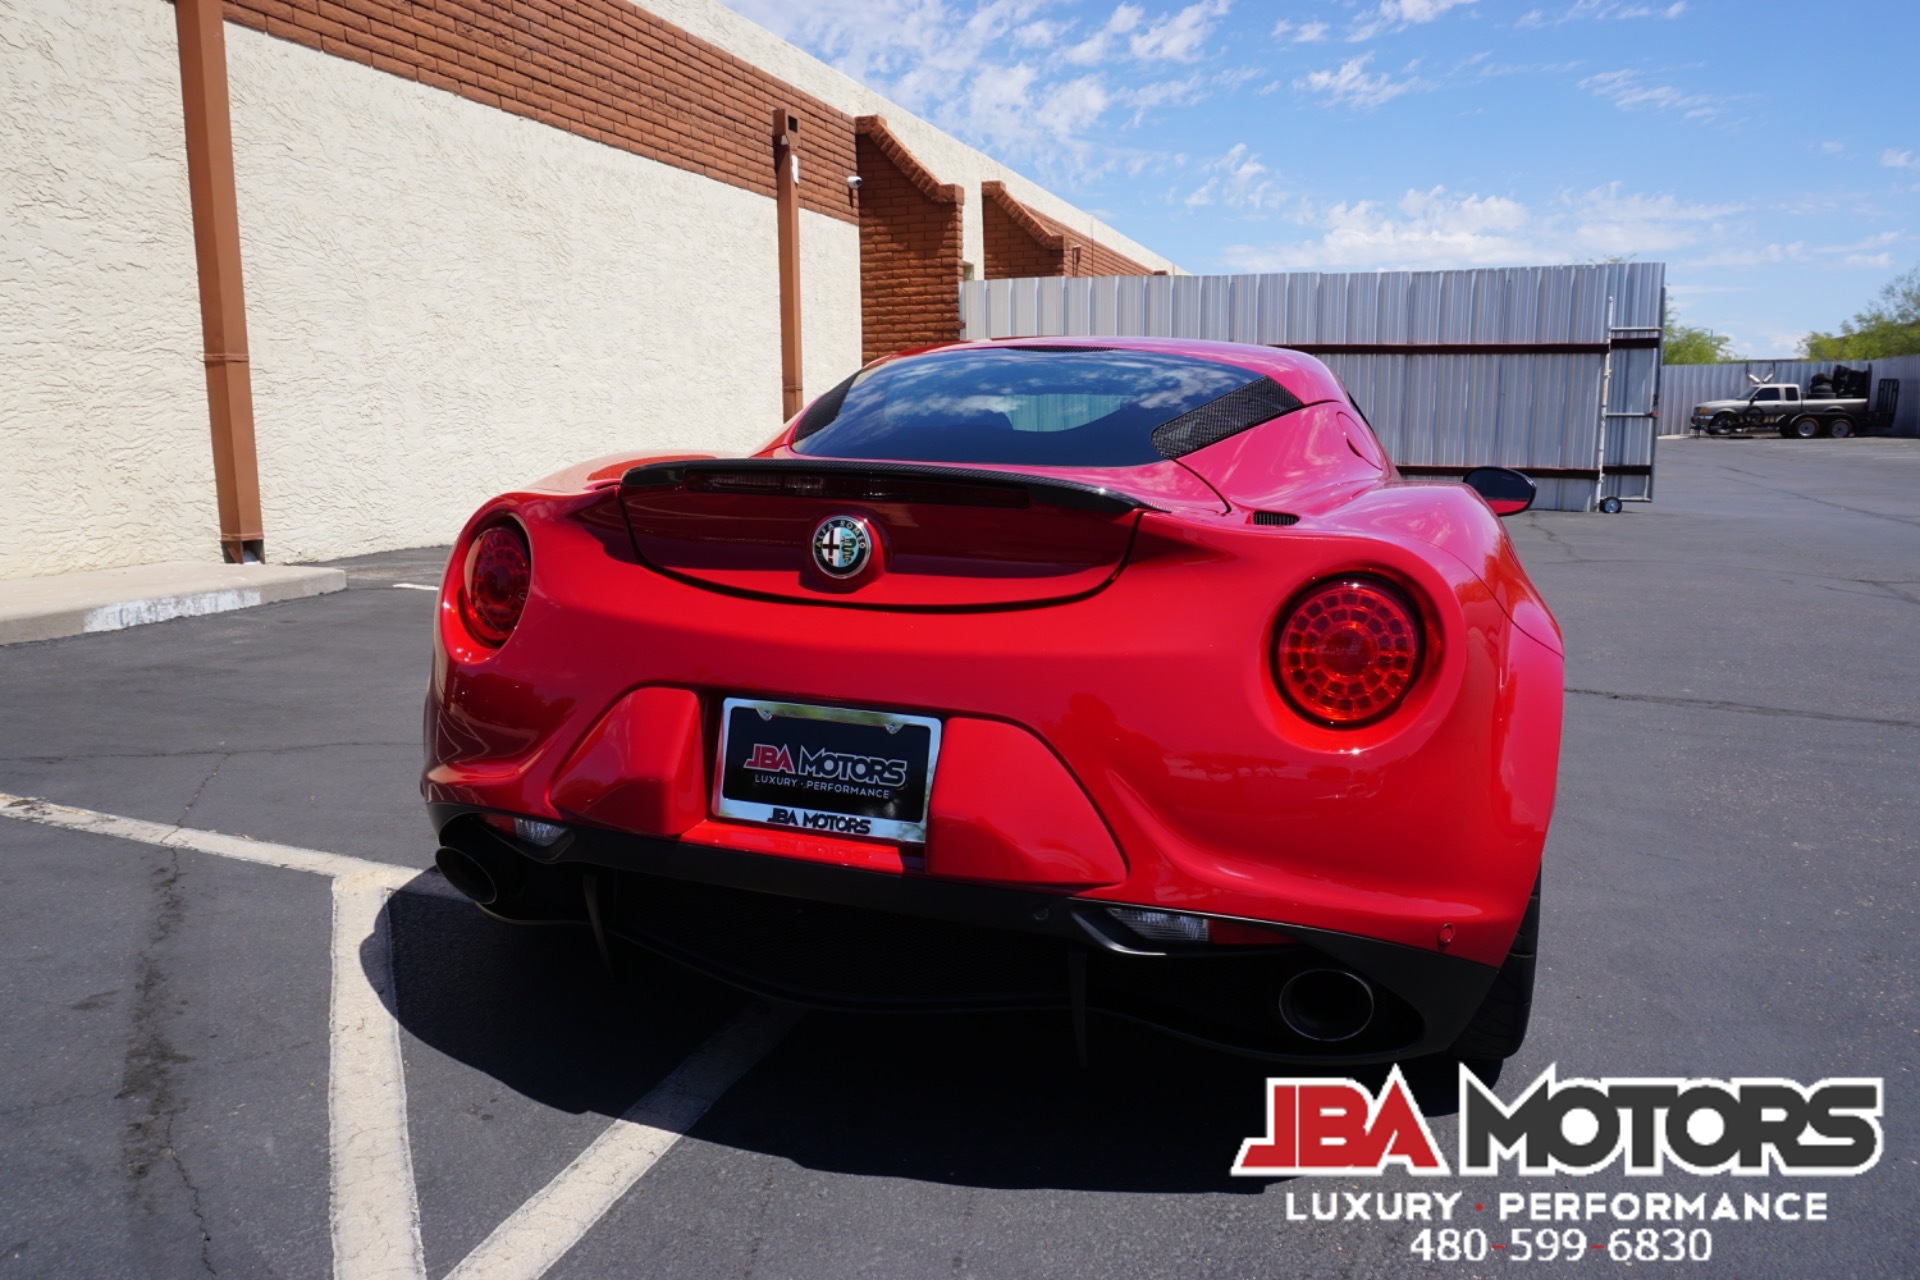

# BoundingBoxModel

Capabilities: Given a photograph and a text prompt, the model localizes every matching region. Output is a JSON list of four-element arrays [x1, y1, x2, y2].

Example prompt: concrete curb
[[0, 562, 348, 645]]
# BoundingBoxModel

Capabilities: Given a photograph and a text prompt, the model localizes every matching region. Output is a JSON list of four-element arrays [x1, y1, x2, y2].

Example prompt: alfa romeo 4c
[[423, 337, 1561, 1063]]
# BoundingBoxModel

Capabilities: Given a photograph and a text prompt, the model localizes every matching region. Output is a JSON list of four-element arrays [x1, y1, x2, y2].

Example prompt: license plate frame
[[713, 697, 943, 843]]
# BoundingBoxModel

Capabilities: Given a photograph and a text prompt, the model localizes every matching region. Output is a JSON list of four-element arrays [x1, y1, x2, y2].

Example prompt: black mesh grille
[[1251, 510, 1300, 526], [790, 369, 860, 442], [1149, 377, 1303, 458]]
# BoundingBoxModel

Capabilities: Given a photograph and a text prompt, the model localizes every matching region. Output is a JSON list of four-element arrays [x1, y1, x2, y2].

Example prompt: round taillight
[[461, 524, 530, 647], [1274, 578, 1422, 727]]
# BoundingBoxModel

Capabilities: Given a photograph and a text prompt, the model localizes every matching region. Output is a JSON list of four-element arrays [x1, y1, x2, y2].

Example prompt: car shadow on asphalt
[[370, 874, 1486, 1195]]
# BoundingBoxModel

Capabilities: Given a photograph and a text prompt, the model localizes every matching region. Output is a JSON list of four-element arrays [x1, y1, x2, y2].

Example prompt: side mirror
[[1463, 466, 1535, 517]]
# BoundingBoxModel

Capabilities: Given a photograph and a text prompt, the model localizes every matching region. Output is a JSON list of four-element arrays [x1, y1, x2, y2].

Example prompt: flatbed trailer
[[1689, 364, 1900, 439]]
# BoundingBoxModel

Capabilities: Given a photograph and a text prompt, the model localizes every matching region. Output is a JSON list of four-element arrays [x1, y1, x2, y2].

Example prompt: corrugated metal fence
[[1660, 357, 1920, 437], [958, 263, 1666, 512]]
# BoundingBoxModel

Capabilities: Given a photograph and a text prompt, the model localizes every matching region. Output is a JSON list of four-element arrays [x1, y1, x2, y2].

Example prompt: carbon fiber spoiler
[[619, 458, 1160, 515]]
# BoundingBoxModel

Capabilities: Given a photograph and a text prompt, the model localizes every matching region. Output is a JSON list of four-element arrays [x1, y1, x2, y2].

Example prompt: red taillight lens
[[461, 524, 530, 646], [1274, 578, 1422, 726]]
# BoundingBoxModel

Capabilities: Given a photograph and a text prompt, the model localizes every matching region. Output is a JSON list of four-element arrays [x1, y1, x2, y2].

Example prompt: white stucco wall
[[4, 0, 1163, 578], [224, 24, 863, 564], [647, 0, 1180, 277], [0, 0, 220, 581]]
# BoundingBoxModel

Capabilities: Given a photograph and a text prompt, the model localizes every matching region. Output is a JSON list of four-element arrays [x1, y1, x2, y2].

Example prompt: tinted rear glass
[[791, 347, 1283, 467]]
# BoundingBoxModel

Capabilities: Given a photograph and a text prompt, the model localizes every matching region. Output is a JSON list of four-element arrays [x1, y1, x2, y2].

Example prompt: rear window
[[790, 346, 1303, 467]]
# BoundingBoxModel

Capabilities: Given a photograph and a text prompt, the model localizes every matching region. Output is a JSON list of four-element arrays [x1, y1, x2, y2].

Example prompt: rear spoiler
[[620, 458, 1159, 516]]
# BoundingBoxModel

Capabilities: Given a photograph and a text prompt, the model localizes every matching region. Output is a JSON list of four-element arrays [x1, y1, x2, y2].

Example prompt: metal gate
[[957, 264, 1667, 512]]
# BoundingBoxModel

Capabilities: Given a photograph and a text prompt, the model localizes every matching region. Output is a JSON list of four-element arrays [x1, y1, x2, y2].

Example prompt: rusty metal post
[[772, 108, 804, 419], [175, 0, 265, 562]]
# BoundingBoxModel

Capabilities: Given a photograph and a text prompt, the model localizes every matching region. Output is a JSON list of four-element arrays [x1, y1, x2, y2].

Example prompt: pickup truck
[[1689, 364, 1898, 439]]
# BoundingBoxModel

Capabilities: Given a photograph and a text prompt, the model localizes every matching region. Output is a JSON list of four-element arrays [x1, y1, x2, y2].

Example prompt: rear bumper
[[429, 802, 1500, 1064], [425, 493, 1561, 970]]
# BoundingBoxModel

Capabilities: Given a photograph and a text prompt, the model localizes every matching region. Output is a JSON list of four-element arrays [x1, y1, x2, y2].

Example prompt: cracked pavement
[[0, 436, 1915, 1278]]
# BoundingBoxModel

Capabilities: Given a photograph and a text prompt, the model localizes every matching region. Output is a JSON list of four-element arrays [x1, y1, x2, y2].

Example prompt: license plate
[[714, 698, 942, 843]]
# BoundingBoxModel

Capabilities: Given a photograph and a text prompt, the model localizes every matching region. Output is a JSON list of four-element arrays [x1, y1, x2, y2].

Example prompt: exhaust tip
[[1279, 968, 1375, 1042], [436, 846, 499, 906]]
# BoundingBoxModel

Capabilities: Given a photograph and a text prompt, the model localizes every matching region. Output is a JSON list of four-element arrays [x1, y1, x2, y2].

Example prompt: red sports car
[[422, 337, 1561, 1063]]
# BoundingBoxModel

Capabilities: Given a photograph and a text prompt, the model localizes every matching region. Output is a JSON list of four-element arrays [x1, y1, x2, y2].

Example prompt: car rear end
[[423, 340, 1562, 1063]]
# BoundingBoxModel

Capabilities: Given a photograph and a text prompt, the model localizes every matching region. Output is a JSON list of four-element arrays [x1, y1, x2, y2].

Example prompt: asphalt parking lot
[[2, 437, 1916, 1279]]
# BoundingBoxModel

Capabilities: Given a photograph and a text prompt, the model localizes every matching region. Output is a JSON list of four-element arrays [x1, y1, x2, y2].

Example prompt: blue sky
[[719, 0, 1919, 356]]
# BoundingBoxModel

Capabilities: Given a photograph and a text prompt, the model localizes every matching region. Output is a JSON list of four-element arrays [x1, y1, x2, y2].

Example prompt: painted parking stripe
[[332, 872, 428, 1280], [0, 792, 801, 1280], [445, 1000, 803, 1280], [0, 792, 447, 895], [0, 794, 439, 1280]]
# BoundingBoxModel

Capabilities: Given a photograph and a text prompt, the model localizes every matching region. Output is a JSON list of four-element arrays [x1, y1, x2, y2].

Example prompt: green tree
[[1802, 264, 1920, 360], [1662, 301, 1740, 364]]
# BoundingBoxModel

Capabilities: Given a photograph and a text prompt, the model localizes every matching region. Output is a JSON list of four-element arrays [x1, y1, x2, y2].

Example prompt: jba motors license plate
[[714, 698, 942, 843]]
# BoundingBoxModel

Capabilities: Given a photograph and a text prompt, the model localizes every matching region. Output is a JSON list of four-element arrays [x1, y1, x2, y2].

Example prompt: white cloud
[[1120, 72, 1209, 122], [1012, 19, 1064, 47], [1843, 253, 1894, 269], [715, 0, 1255, 174], [1297, 53, 1424, 108], [1182, 143, 1288, 211], [1129, 0, 1231, 62], [1815, 230, 1902, 254], [1272, 18, 1330, 42], [1882, 149, 1918, 169], [1062, 4, 1145, 65], [1581, 69, 1724, 121], [1683, 243, 1807, 269], [1819, 140, 1845, 155], [1567, 185, 1740, 254], [1222, 183, 1742, 271], [1348, 0, 1475, 42], [1518, 0, 1685, 24], [1063, 0, 1229, 65], [1038, 74, 1115, 136]]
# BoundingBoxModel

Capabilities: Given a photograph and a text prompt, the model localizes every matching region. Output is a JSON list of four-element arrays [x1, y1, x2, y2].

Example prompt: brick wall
[[984, 190, 1065, 279], [981, 180, 1149, 280], [219, 0, 862, 225], [855, 117, 963, 363], [214, 2, 1157, 367]]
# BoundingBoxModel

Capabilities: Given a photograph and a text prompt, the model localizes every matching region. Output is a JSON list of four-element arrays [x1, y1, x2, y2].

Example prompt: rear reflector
[[514, 818, 567, 847], [1104, 907, 1296, 947], [1107, 906, 1209, 944], [478, 812, 568, 848]]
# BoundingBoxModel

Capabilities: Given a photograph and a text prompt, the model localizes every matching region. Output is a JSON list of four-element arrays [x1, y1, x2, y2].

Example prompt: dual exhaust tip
[[437, 845, 502, 906], [1278, 968, 1375, 1042]]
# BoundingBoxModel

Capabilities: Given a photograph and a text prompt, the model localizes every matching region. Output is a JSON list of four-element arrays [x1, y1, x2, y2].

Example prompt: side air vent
[[1150, 377, 1304, 458], [1251, 511, 1300, 526]]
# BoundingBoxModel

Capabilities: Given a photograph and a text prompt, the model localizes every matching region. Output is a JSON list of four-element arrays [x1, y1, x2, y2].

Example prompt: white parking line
[[0, 792, 439, 893], [332, 872, 429, 1280], [0, 792, 799, 1280], [445, 1000, 803, 1280]]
